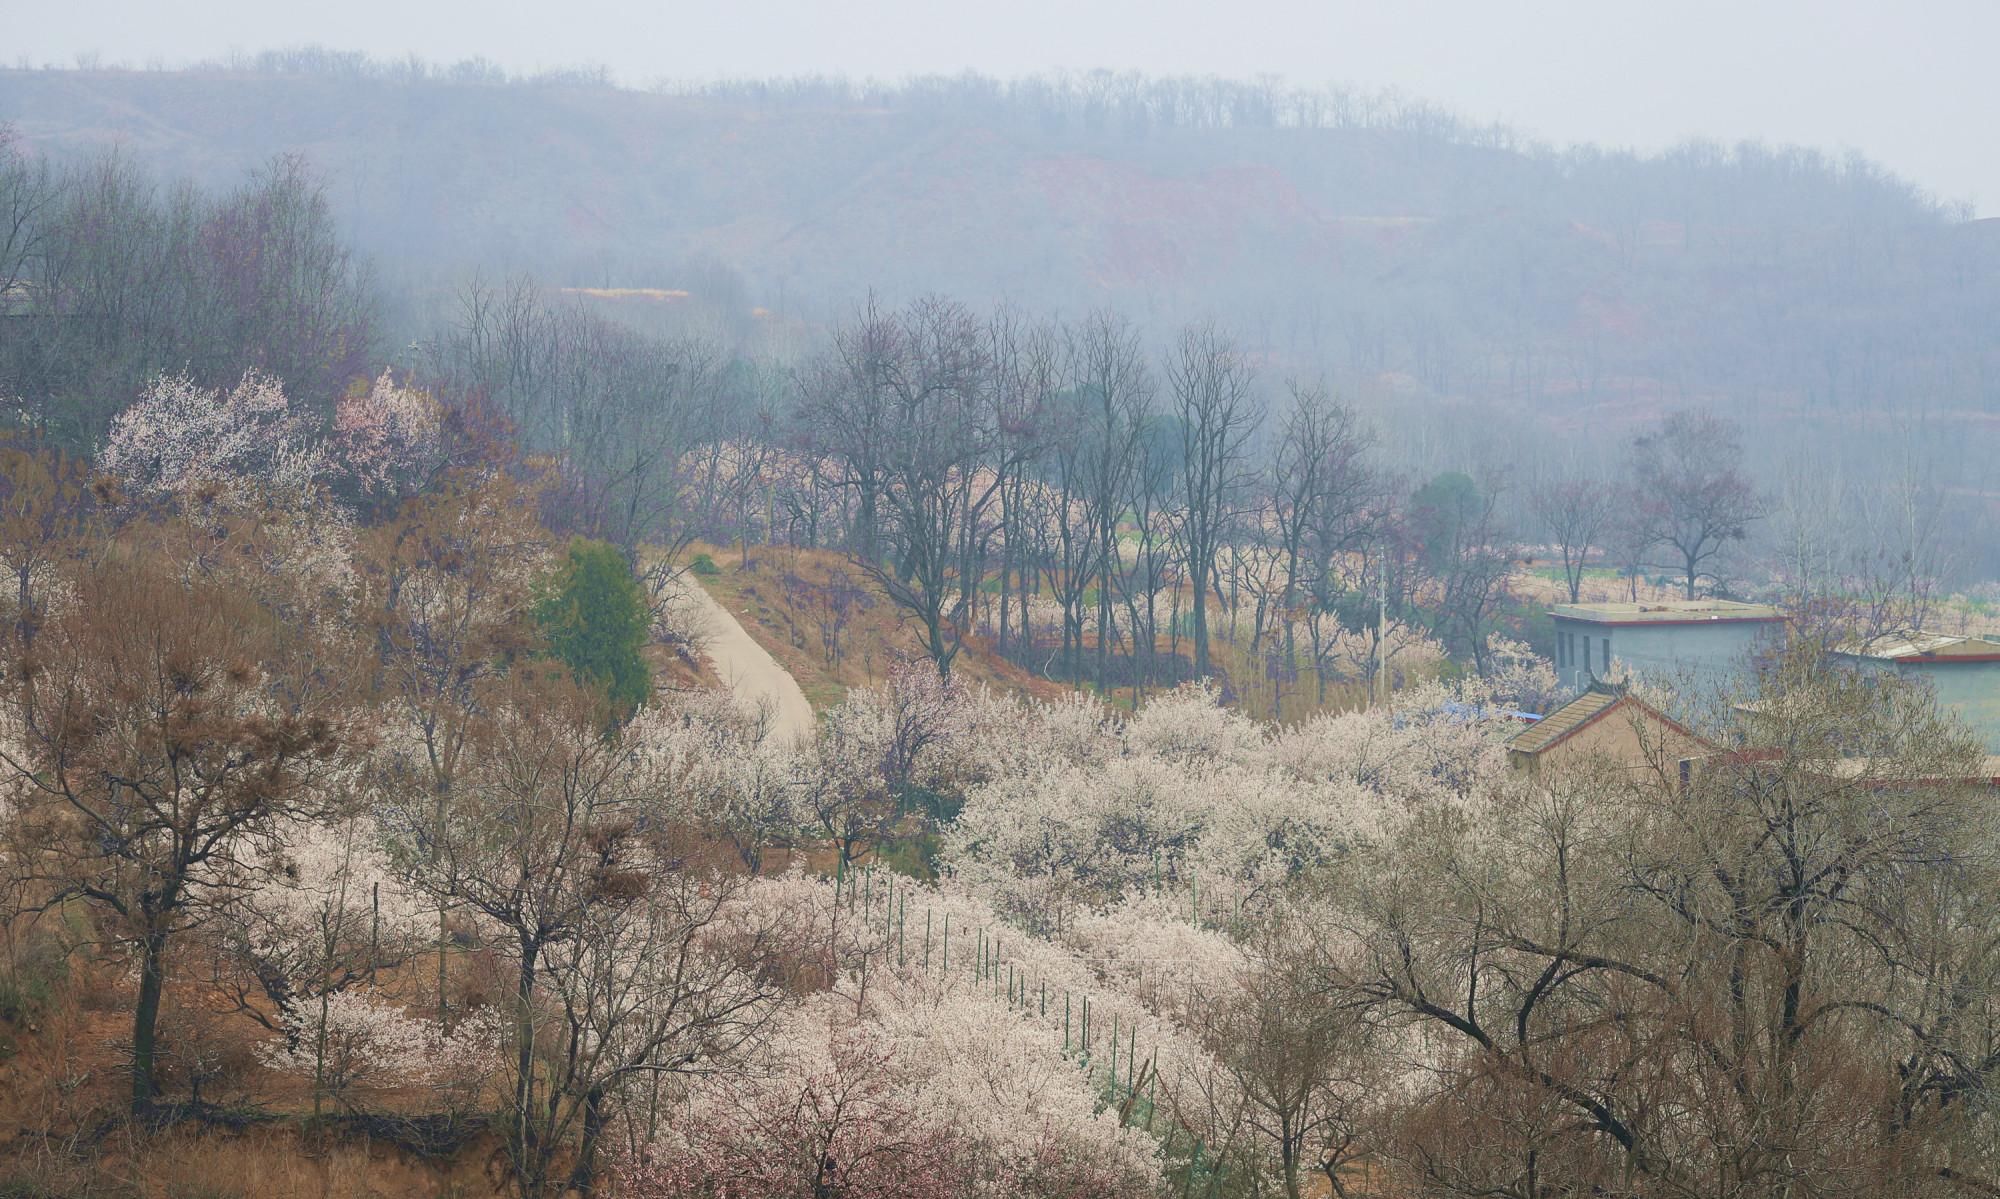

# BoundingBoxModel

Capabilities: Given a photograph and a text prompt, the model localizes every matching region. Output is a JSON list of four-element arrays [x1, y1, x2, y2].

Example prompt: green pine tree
[[533, 539, 652, 716]]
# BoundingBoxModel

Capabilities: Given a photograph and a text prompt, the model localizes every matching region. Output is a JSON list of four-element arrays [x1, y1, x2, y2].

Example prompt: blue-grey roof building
[[1833, 629, 2000, 753], [1550, 599, 1785, 698]]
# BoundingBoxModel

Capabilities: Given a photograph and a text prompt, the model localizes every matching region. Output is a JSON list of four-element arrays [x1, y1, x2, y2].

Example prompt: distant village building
[[1549, 599, 1784, 697], [1505, 682, 1713, 779], [1833, 630, 2000, 752]]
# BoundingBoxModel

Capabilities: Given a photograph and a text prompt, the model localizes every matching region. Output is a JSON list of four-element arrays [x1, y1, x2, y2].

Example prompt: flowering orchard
[[0, 447, 1527, 1196], [9, 360, 1983, 1199]]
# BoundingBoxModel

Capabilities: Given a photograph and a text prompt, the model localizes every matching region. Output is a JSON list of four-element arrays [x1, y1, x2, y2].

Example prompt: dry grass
[[1208, 637, 1377, 725], [1509, 561, 1686, 607], [0, 915, 512, 1198], [0, 1125, 502, 1198], [683, 541, 1064, 710]]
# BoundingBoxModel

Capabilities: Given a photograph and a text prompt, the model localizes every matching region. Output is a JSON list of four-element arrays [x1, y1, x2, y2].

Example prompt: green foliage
[[534, 539, 653, 715], [896, 783, 962, 825], [1326, 587, 1376, 637], [0, 931, 69, 1026], [1410, 471, 1483, 572], [689, 552, 720, 577], [873, 831, 944, 882]]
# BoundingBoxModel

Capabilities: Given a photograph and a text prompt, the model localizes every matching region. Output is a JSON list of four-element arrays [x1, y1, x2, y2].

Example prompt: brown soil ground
[[684, 541, 1066, 710]]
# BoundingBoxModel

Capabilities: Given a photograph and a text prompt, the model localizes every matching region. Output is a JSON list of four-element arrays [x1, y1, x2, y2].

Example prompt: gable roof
[[1834, 629, 2000, 663], [1506, 682, 1707, 757]]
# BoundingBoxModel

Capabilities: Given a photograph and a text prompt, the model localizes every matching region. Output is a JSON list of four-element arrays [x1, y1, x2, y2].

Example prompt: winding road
[[678, 578, 817, 748]]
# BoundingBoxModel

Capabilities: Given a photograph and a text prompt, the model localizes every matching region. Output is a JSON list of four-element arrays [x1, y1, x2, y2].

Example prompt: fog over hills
[[5, 59, 1998, 560]]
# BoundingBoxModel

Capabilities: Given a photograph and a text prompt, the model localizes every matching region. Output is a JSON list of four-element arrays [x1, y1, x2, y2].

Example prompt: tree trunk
[[570, 1085, 609, 1196], [130, 924, 169, 1113], [1096, 530, 1116, 694], [511, 941, 543, 1196], [1191, 561, 1211, 679], [855, 485, 879, 564], [997, 539, 1012, 656]]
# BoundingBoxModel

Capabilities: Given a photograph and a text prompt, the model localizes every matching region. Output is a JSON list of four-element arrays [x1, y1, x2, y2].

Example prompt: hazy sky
[[11, 0, 1995, 213]]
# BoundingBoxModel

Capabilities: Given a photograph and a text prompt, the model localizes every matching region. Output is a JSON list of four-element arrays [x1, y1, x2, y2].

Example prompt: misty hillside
[[4, 62, 1999, 473], [3, 59, 2000, 543]]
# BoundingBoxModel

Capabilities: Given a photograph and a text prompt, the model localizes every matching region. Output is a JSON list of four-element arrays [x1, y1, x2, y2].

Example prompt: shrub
[[0, 930, 69, 1025], [534, 538, 653, 715], [689, 552, 720, 576]]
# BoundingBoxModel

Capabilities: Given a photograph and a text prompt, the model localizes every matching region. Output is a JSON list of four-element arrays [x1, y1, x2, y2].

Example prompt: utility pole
[[1374, 542, 1388, 709]]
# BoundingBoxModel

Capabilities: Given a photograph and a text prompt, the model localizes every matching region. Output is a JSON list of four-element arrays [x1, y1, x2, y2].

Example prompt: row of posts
[[832, 861, 1157, 1109], [834, 860, 1247, 1190]]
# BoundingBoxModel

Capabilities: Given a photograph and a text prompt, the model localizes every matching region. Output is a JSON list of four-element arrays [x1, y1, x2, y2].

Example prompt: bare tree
[[0, 125, 53, 308], [1167, 322, 1265, 680], [535, 855, 776, 1196], [1626, 410, 1767, 599], [1528, 472, 1609, 604], [980, 307, 1055, 661], [1202, 915, 1377, 1199], [797, 297, 1007, 672], [404, 668, 767, 1198], [1123, 417, 1182, 697], [1268, 381, 1373, 671], [1038, 385, 1099, 682], [423, 276, 715, 579], [1410, 470, 1516, 673], [1069, 311, 1153, 693], [796, 295, 899, 564], [1772, 448, 1955, 639], [1601, 504, 1654, 603], [357, 469, 550, 1022], [0, 522, 354, 1114], [1322, 643, 2000, 1199], [0, 432, 98, 653]]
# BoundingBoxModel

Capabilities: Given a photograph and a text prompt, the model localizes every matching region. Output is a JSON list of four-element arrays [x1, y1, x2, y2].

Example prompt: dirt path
[[679, 577, 817, 747]]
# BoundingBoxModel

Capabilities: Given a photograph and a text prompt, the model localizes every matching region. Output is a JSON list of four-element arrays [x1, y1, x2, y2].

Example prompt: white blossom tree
[[100, 370, 326, 500]]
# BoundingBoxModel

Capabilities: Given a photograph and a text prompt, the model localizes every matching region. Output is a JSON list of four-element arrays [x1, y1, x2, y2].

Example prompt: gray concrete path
[[679, 578, 816, 747]]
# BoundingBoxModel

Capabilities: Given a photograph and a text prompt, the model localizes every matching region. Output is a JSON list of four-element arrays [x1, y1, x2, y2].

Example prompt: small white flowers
[[944, 679, 1516, 931], [332, 369, 445, 497], [258, 992, 501, 1109], [102, 370, 326, 500]]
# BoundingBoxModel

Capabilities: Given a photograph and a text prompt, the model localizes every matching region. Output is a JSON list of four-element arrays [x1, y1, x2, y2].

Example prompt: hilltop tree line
[[5, 60, 1995, 474]]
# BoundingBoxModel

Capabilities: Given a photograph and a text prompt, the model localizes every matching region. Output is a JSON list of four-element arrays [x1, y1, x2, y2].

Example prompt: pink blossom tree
[[332, 369, 446, 504]]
